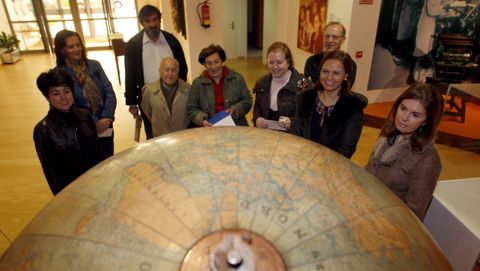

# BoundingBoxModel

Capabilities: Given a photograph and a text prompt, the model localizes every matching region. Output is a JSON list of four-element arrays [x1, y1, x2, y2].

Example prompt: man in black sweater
[[304, 21, 357, 88]]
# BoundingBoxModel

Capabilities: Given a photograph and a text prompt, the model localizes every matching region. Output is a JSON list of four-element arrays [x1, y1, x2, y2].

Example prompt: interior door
[[222, 0, 247, 59]]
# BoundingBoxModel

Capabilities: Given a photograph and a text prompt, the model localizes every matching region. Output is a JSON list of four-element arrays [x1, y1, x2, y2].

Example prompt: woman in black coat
[[253, 42, 305, 131], [293, 50, 367, 158], [34, 69, 106, 195]]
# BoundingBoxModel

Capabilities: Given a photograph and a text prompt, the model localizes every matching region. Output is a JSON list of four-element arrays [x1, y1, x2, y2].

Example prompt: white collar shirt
[[142, 31, 174, 85]]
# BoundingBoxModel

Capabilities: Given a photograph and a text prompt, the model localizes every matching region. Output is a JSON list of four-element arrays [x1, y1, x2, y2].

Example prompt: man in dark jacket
[[125, 5, 188, 139], [304, 22, 368, 106], [304, 22, 357, 87]]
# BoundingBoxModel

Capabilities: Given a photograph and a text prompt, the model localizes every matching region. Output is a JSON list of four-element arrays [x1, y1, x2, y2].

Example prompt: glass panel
[[76, 0, 109, 47], [4, 0, 36, 20], [48, 21, 76, 38], [110, 0, 138, 40], [43, 0, 73, 20], [112, 17, 137, 41], [12, 22, 43, 50], [78, 0, 106, 19], [3, 0, 45, 51], [3, 0, 139, 51], [111, 0, 136, 17], [81, 19, 109, 47]]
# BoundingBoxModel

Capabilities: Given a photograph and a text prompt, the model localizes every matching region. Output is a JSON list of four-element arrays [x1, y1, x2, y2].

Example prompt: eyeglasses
[[324, 34, 344, 40]]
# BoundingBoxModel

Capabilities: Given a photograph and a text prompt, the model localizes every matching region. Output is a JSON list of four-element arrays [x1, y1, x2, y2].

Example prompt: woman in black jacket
[[253, 42, 305, 131], [293, 50, 367, 158], [34, 69, 106, 195]]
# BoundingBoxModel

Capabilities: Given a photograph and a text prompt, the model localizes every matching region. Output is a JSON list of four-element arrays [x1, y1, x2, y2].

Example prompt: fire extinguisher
[[197, 1, 211, 28]]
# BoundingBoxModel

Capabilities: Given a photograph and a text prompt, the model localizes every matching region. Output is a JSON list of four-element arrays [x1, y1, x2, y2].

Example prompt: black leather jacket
[[292, 88, 367, 158], [252, 68, 305, 127], [33, 107, 106, 195]]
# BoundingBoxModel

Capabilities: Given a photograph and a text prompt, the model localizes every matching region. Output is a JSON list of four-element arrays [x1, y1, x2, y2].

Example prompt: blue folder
[[208, 111, 230, 124]]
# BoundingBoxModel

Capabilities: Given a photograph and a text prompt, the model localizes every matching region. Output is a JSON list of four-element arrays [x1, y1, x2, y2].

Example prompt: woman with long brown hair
[[366, 83, 444, 220], [293, 50, 366, 158], [54, 30, 117, 156]]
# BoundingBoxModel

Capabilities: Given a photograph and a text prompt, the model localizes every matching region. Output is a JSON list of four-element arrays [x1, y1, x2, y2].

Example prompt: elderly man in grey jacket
[[141, 57, 191, 137]]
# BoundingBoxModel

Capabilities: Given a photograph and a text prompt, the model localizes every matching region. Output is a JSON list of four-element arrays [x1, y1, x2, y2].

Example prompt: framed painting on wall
[[297, 0, 328, 54], [170, 0, 187, 39]]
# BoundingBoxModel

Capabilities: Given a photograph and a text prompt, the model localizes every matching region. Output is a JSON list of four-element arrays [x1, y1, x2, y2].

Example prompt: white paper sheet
[[264, 120, 286, 131], [213, 114, 236, 126], [98, 127, 113, 138]]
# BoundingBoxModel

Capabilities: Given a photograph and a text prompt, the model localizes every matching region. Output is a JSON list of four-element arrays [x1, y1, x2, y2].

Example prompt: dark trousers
[[138, 105, 153, 139]]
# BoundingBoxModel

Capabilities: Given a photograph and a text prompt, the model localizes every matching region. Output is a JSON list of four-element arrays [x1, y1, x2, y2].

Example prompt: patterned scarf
[[373, 136, 410, 166], [71, 62, 102, 113]]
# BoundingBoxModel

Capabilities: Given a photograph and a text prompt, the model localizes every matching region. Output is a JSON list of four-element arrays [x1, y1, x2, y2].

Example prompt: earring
[[418, 124, 425, 133]]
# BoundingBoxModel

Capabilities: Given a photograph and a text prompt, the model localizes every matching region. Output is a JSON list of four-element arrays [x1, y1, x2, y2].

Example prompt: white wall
[[347, 1, 380, 96], [262, 0, 291, 64], [157, 0, 223, 83], [133, 0, 248, 83], [184, 0, 225, 82], [348, 1, 406, 102], [262, 0, 278, 62]]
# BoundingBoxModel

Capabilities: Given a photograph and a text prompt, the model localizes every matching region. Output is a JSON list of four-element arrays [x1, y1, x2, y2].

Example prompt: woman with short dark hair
[[34, 69, 106, 195], [366, 83, 444, 220], [187, 44, 252, 127]]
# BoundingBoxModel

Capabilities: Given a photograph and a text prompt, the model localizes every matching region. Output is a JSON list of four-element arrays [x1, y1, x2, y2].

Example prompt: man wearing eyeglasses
[[304, 21, 357, 87]]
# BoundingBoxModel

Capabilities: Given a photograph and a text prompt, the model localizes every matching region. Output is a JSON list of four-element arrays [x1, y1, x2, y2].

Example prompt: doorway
[[247, 0, 263, 58], [222, 0, 264, 59], [2, 0, 138, 52]]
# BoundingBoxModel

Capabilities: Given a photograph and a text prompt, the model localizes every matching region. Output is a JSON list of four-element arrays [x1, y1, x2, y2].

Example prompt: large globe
[[0, 127, 450, 270]]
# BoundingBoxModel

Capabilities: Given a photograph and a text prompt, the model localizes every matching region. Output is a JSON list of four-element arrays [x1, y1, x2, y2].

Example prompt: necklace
[[318, 90, 339, 107]]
